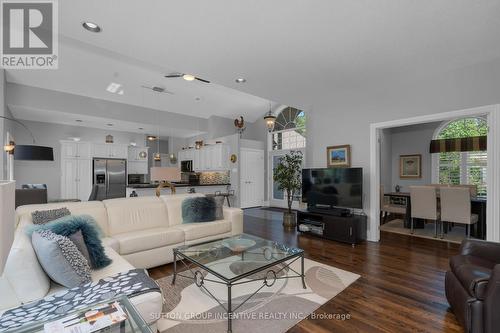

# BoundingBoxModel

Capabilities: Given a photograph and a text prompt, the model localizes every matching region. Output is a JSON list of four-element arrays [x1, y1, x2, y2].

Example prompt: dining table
[[383, 192, 487, 239]]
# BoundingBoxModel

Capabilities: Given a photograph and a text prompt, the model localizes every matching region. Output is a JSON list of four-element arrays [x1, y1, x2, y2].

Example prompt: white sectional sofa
[[0, 193, 243, 330]]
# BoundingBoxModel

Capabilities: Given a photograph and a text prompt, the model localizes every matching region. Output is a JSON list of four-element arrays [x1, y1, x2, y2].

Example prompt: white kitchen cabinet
[[61, 159, 78, 198], [127, 147, 149, 175], [211, 144, 229, 170], [128, 161, 148, 174], [178, 149, 194, 162], [200, 147, 213, 170], [128, 147, 149, 161], [92, 143, 109, 158], [92, 143, 128, 159], [77, 159, 92, 200], [60, 143, 92, 201], [178, 150, 185, 162], [182, 144, 229, 172], [61, 141, 91, 159], [110, 145, 128, 159], [193, 150, 201, 171]]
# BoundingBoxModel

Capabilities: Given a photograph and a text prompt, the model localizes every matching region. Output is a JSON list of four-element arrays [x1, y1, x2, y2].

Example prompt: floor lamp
[[1, 116, 54, 181], [0, 181, 15, 275]]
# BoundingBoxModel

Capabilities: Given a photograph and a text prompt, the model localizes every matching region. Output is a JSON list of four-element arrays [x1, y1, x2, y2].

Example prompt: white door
[[61, 159, 78, 199], [240, 148, 265, 208], [77, 159, 92, 201]]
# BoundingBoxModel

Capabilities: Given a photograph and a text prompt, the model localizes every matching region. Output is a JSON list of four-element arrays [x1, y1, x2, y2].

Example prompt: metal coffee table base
[[172, 251, 306, 333]]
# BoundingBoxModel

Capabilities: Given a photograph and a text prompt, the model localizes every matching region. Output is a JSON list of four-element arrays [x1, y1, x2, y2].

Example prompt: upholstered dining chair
[[440, 187, 478, 238], [379, 186, 406, 223], [409, 186, 440, 237]]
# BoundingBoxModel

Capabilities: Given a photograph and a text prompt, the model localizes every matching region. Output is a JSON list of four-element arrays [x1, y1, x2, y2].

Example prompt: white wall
[[306, 57, 500, 240], [389, 122, 440, 192], [379, 128, 392, 192], [0, 70, 5, 180], [12, 120, 145, 199]]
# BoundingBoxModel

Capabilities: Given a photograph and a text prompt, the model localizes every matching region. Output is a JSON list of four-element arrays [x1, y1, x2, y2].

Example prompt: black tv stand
[[306, 206, 353, 217], [297, 209, 367, 246]]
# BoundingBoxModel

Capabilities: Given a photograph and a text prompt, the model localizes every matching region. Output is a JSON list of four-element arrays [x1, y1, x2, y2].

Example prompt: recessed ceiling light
[[75, 119, 83, 122], [182, 74, 196, 81], [82, 21, 101, 33], [106, 123, 113, 127], [235, 78, 246, 83], [138, 127, 144, 130], [195, 97, 201, 101], [106, 82, 122, 93], [147, 135, 158, 141]]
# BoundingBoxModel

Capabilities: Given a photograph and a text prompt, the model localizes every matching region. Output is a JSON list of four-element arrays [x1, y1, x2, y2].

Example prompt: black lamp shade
[[14, 145, 54, 161]]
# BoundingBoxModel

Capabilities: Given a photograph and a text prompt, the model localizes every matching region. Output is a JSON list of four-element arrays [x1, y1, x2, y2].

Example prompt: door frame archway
[[369, 104, 500, 242]]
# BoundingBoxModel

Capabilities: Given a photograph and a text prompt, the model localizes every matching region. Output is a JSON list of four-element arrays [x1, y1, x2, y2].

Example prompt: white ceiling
[[7, 104, 203, 138], [6, 0, 500, 131]]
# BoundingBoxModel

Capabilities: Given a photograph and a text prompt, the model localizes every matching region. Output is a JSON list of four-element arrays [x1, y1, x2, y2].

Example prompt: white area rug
[[155, 257, 359, 333]]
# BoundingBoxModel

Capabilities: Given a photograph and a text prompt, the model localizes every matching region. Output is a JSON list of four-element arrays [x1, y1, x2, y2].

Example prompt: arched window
[[271, 107, 306, 151], [434, 117, 487, 196]]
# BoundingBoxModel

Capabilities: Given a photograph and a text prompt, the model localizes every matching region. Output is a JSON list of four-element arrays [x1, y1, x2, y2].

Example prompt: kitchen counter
[[127, 183, 231, 189], [125, 183, 232, 199]]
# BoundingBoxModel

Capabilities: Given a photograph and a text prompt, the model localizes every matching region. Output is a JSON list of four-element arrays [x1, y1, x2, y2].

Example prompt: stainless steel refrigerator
[[93, 159, 127, 200]]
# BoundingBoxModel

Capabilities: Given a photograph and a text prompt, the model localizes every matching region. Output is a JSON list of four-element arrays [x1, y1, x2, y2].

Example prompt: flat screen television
[[302, 167, 363, 209]]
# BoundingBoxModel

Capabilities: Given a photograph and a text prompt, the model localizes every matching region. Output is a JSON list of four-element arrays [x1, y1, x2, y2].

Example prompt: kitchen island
[[126, 183, 231, 199]]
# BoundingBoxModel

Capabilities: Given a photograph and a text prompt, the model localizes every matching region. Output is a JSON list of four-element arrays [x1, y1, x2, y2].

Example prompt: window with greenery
[[272, 107, 306, 151], [436, 117, 487, 196]]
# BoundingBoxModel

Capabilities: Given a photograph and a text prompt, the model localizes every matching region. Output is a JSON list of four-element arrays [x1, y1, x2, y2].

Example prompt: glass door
[[269, 149, 304, 209]]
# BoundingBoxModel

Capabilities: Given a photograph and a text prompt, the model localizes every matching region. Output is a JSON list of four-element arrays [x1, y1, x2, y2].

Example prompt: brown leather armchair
[[446, 239, 500, 333]]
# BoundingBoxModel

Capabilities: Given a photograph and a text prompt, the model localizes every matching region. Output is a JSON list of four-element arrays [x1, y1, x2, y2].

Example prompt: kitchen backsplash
[[199, 171, 230, 185]]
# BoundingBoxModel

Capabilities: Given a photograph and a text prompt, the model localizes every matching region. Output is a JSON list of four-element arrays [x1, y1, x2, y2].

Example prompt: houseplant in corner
[[273, 151, 303, 229]]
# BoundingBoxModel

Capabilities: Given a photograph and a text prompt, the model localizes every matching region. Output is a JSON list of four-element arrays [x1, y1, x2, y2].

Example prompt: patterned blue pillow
[[182, 197, 216, 223], [26, 215, 112, 269], [32, 230, 91, 288]]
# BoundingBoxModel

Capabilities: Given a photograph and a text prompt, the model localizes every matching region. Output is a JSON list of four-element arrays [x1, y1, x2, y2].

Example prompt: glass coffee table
[[172, 233, 306, 333], [5, 295, 152, 333]]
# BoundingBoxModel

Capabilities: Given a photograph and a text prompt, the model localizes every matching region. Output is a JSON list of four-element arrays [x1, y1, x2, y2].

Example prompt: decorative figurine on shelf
[[234, 116, 246, 137], [395, 185, 401, 193], [105, 135, 114, 143], [195, 140, 204, 150]]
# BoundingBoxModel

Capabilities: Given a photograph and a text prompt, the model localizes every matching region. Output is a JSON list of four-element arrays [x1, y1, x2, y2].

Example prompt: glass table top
[[5, 295, 152, 333], [174, 233, 304, 281]]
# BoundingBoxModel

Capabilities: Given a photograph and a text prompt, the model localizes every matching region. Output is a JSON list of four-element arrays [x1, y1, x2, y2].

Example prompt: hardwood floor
[[149, 209, 463, 333]]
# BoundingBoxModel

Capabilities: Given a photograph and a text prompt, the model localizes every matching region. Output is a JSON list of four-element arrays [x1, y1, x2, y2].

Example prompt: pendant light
[[263, 102, 276, 133], [154, 91, 161, 162], [154, 125, 161, 162], [168, 134, 177, 164]]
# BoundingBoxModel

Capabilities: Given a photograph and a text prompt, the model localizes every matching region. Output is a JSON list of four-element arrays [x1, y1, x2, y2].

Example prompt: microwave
[[181, 160, 193, 172]]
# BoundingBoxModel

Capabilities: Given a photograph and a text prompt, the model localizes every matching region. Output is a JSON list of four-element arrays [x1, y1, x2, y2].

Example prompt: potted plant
[[273, 151, 303, 229]]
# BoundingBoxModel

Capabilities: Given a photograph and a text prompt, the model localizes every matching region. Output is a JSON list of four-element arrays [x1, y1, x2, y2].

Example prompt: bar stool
[[215, 190, 235, 207]]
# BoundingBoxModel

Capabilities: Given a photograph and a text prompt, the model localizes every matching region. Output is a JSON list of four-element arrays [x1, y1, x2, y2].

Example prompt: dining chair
[[409, 186, 440, 237], [380, 185, 406, 223], [440, 187, 478, 238]]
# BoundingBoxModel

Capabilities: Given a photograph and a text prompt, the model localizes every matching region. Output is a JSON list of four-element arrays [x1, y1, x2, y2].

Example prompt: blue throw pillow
[[182, 197, 216, 223], [32, 230, 91, 288], [27, 215, 112, 269]]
